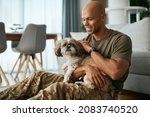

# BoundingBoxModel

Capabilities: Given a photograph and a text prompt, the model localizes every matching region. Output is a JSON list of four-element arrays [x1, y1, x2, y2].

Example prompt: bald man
[[0, 1, 132, 100]]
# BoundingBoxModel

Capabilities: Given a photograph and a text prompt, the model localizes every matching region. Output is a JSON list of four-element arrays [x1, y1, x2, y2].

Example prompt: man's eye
[[82, 19, 85, 21], [88, 18, 93, 21]]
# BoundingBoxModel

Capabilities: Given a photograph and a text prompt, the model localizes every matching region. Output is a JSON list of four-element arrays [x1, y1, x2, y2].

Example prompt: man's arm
[[80, 40, 130, 80], [71, 64, 108, 88], [90, 51, 129, 80], [71, 66, 86, 80], [70, 50, 129, 89]]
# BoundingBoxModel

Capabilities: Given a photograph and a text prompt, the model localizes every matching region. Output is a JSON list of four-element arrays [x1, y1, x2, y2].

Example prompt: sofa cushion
[[106, 24, 126, 30], [120, 17, 150, 51], [124, 73, 150, 95], [70, 32, 88, 40], [129, 51, 150, 75]]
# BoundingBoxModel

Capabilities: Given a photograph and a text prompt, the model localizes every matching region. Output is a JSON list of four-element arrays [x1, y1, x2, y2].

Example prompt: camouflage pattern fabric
[[0, 71, 118, 100]]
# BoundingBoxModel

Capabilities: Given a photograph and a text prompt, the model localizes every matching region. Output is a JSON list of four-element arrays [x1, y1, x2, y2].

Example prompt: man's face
[[82, 8, 104, 34]]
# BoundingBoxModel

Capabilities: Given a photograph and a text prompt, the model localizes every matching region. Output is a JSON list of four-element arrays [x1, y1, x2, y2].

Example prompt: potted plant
[[141, 9, 150, 18]]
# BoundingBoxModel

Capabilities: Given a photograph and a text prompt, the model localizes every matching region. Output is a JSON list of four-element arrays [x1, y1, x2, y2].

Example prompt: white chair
[[11, 24, 46, 82]]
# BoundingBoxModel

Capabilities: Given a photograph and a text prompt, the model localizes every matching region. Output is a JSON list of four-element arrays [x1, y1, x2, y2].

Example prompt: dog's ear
[[76, 41, 86, 57], [54, 41, 63, 57]]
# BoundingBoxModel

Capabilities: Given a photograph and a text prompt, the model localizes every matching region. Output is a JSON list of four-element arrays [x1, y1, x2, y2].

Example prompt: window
[[0, 0, 63, 72]]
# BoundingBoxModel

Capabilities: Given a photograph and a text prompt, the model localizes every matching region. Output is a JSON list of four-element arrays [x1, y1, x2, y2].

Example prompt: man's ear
[[101, 12, 106, 24], [54, 41, 63, 57]]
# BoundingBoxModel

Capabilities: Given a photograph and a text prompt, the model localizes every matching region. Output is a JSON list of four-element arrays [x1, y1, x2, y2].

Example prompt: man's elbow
[[110, 69, 125, 80]]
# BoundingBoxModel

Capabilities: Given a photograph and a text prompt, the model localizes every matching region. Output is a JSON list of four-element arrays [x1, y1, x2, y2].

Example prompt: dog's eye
[[70, 43, 75, 47], [62, 43, 66, 47]]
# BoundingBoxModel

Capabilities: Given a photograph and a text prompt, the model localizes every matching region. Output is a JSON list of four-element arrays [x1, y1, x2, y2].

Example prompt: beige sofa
[[107, 17, 150, 95]]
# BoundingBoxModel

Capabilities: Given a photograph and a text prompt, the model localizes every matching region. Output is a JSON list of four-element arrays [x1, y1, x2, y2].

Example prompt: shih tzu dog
[[54, 38, 112, 92]]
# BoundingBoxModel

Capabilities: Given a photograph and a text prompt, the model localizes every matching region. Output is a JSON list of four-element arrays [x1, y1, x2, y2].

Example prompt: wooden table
[[6, 33, 58, 45]]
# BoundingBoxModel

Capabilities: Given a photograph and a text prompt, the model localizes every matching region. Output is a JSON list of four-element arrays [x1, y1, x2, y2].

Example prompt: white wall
[[107, 0, 129, 25]]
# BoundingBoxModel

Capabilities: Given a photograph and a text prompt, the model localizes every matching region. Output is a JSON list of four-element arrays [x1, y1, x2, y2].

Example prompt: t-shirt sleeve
[[111, 34, 132, 63]]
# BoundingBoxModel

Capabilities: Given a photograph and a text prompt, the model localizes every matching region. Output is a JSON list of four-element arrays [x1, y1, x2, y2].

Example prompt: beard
[[85, 27, 94, 34], [85, 25, 102, 35]]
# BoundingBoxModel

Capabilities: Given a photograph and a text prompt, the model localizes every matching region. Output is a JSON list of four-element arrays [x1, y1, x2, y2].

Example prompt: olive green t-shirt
[[83, 29, 132, 90]]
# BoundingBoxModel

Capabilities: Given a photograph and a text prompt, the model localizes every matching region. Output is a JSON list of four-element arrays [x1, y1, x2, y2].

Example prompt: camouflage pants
[[0, 71, 117, 100]]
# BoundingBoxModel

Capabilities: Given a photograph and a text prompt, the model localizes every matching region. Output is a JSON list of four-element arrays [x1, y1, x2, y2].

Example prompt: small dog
[[55, 38, 112, 92]]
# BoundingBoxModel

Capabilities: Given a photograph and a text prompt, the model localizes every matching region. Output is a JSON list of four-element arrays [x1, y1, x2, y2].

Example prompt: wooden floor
[[118, 89, 150, 100]]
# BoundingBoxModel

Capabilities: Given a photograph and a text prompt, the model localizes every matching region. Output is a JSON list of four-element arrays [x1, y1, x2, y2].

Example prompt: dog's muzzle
[[66, 45, 72, 51]]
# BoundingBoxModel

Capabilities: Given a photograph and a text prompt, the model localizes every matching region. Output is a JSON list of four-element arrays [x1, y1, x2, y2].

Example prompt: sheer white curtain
[[0, 0, 62, 72], [0, 0, 24, 32], [24, 0, 62, 33]]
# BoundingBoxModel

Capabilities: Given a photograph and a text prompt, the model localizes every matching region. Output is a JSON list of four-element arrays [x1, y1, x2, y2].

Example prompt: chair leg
[[13, 53, 45, 82], [23, 55, 30, 79], [35, 55, 44, 71], [10, 53, 23, 75], [40, 52, 43, 66], [30, 57, 37, 71], [0, 75, 2, 85], [27, 64, 31, 74], [0, 66, 10, 86], [14, 55, 26, 82]]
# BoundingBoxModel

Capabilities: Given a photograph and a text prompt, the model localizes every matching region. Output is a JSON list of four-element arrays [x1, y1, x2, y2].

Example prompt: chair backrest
[[0, 22, 7, 53], [17, 24, 46, 54]]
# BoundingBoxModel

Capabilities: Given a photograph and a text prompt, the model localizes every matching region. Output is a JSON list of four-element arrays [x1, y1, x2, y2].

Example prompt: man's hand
[[85, 65, 107, 89], [79, 40, 91, 53]]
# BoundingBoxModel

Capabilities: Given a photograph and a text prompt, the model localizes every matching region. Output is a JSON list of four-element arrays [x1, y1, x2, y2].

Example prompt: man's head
[[82, 1, 106, 35]]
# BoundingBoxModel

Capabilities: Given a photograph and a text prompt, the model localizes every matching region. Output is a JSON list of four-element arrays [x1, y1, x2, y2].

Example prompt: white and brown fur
[[54, 38, 112, 92]]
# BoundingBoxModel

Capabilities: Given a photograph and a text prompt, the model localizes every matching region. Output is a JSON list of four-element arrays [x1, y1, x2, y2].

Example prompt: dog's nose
[[67, 44, 71, 48]]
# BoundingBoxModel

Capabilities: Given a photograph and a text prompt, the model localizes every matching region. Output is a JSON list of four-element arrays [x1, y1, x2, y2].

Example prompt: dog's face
[[55, 38, 86, 58]]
